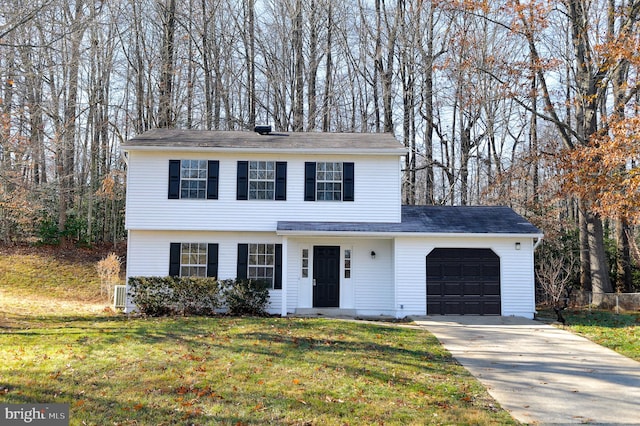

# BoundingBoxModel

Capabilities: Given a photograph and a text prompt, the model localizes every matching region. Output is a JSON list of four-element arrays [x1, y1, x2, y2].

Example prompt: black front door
[[313, 246, 340, 307]]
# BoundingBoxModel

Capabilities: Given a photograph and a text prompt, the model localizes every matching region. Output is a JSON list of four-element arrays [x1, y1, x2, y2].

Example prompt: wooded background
[[1, 0, 639, 294]]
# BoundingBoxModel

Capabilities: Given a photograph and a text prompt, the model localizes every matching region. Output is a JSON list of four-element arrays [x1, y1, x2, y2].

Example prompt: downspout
[[281, 236, 288, 317], [533, 235, 544, 250]]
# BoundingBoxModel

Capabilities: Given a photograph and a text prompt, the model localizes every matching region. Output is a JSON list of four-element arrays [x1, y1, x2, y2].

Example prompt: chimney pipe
[[254, 125, 271, 135]]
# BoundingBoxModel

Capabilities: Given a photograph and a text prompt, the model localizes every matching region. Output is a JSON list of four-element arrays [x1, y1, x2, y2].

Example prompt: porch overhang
[[276, 222, 544, 240], [277, 205, 543, 240], [276, 222, 543, 240]]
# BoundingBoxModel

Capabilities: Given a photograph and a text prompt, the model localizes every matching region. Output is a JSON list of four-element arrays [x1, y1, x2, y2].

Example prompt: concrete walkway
[[412, 316, 640, 425]]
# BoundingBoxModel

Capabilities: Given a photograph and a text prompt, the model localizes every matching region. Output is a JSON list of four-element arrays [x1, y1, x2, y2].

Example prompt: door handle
[[313, 279, 317, 286]]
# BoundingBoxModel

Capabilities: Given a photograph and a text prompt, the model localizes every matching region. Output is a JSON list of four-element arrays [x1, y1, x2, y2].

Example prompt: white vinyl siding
[[125, 152, 401, 231]]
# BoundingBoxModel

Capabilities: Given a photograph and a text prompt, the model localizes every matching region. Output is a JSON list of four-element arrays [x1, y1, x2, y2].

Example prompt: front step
[[294, 308, 357, 317]]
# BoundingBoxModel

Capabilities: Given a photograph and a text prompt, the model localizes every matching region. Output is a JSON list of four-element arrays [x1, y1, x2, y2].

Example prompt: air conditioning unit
[[113, 285, 127, 310]]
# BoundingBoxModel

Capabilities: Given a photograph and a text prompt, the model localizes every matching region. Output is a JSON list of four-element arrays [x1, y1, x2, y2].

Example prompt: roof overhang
[[276, 221, 544, 239], [276, 230, 545, 239], [121, 145, 407, 156]]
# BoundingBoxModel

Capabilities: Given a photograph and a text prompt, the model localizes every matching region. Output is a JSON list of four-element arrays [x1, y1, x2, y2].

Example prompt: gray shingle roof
[[123, 129, 406, 153], [277, 206, 542, 235]]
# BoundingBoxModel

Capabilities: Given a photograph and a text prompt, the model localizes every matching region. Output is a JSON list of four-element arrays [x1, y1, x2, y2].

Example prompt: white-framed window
[[180, 243, 207, 277], [248, 243, 275, 287], [181, 160, 207, 199], [316, 162, 343, 201], [249, 161, 275, 200], [344, 249, 352, 279], [301, 248, 309, 278]]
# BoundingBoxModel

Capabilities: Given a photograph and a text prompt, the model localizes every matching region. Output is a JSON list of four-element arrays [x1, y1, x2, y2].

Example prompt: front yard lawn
[[561, 310, 640, 362], [0, 314, 516, 425]]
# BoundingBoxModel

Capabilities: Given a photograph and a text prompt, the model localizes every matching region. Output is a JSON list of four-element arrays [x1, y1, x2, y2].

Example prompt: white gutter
[[276, 229, 546, 239]]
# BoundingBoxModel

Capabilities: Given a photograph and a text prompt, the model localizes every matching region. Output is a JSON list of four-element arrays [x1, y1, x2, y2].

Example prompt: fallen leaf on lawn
[[133, 403, 143, 411]]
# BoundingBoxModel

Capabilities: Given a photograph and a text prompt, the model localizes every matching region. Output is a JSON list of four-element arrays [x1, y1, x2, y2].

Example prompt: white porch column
[[280, 236, 288, 317]]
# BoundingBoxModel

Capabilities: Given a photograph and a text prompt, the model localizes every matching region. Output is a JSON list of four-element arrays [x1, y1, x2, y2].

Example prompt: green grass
[[0, 246, 517, 425], [561, 310, 640, 361], [0, 315, 516, 425]]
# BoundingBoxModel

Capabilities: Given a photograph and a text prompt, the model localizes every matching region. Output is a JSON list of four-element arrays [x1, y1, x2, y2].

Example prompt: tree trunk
[[586, 210, 612, 294], [59, 0, 86, 243], [292, 0, 304, 131], [158, 0, 177, 128], [578, 200, 593, 291], [321, 2, 333, 132]]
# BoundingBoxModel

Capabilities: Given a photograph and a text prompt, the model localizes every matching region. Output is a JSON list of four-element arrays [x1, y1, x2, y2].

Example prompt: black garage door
[[426, 248, 501, 315]]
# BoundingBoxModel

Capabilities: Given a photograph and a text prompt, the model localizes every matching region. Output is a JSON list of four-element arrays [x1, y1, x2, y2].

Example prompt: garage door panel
[[426, 248, 500, 316], [444, 301, 463, 315], [443, 282, 462, 296], [483, 301, 501, 315], [463, 282, 482, 296], [462, 263, 483, 278], [462, 301, 482, 315], [483, 283, 500, 296]]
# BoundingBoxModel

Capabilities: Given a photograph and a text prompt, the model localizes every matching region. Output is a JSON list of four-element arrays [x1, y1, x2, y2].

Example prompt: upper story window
[[181, 160, 207, 199], [316, 162, 343, 201], [249, 161, 275, 200], [305, 162, 354, 202], [237, 161, 287, 201], [169, 242, 219, 278], [168, 160, 219, 200]]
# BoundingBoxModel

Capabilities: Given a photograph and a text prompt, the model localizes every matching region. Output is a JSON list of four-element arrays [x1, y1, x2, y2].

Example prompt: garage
[[426, 248, 501, 315]]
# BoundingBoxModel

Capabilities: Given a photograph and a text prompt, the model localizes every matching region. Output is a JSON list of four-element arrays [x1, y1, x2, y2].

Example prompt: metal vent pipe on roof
[[254, 125, 271, 135]]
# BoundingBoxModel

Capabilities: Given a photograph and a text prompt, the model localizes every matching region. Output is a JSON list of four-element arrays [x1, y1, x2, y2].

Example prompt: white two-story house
[[123, 128, 543, 318]]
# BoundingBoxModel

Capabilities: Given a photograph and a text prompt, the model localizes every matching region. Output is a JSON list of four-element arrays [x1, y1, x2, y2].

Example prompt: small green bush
[[128, 276, 222, 316], [221, 278, 270, 316], [173, 276, 223, 315]]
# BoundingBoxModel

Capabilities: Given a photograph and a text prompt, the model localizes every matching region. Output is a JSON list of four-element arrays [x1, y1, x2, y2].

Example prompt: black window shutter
[[207, 243, 219, 278], [169, 243, 181, 276], [274, 244, 283, 289], [207, 160, 219, 200], [168, 160, 180, 199], [237, 161, 248, 200], [275, 162, 287, 200], [237, 244, 248, 279], [304, 162, 316, 201], [343, 162, 354, 201]]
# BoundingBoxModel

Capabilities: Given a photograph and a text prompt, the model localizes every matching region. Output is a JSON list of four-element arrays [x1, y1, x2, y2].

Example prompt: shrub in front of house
[[128, 276, 222, 316], [220, 278, 270, 316], [128, 277, 269, 316]]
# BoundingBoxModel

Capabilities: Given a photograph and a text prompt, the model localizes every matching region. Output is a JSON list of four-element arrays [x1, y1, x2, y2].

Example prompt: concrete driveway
[[412, 316, 640, 425]]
